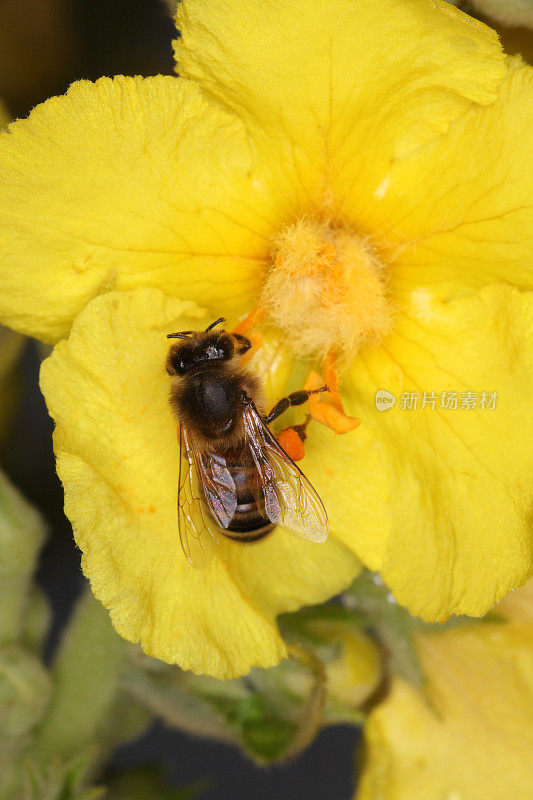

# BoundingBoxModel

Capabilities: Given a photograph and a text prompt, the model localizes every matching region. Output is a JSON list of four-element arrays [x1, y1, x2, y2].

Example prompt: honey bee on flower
[[0, 0, 531, 677], [165, 315, 352, 567]]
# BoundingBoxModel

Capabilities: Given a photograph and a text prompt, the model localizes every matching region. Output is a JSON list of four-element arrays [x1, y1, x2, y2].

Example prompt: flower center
[[261, 218, 392, 360]]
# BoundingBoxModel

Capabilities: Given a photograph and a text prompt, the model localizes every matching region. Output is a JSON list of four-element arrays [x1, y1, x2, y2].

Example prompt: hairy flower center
[[261, 219, 393, 360]]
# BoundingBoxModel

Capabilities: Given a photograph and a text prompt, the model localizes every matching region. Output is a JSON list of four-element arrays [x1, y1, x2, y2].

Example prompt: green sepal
[[279, 602, 366, 658], [124, 643, 328, 764]]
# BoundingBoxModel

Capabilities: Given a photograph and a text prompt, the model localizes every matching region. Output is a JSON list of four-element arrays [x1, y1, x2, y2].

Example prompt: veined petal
[[342, 282, 533, 619], [356, 581, 533, 800], [176, 0, 505, 211], [0, 76, 282, 342], [39, 288, 359, 678], [378, 59, 533, 293]]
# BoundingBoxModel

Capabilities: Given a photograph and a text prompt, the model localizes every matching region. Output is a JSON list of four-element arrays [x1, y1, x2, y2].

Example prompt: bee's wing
[[178, 427, 235, 569], [242, 402, 328, 543]]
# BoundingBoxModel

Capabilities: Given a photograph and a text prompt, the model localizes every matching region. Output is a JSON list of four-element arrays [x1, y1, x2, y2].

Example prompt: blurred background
[[0, 1, 531, 798]]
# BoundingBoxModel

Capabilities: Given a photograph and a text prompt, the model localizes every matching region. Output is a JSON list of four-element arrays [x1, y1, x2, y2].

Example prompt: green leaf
[[31, 591, 126, 764]]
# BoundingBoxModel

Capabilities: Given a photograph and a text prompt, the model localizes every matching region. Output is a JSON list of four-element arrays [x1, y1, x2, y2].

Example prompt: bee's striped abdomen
[[216, 446, 274, 542]]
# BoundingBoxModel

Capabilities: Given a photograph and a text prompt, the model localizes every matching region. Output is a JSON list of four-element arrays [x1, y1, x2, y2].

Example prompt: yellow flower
[[0, 100, 24, 439], [0, 0, 532, 675], [356, 579, 533, 800]]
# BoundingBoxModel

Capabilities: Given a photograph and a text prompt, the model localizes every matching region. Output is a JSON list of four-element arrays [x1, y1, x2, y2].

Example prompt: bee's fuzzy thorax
[[169, 362, 264, 452]]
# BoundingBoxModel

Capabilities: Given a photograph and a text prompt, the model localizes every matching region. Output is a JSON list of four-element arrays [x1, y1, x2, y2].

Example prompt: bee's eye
[[204, 334, 234, 361], [167, 346, 193, 376], [217, 336, 233, 360]]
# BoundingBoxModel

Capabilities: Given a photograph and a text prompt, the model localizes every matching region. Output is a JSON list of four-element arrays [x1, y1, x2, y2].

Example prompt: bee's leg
[[265, 387, 328, 425]]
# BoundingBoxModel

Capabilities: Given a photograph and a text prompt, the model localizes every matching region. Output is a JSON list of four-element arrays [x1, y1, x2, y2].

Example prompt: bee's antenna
[[205, 317, 225, 332], [167, 331, 193, 339]]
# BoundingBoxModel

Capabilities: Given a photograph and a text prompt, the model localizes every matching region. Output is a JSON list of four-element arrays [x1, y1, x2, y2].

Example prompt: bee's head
[[166, 318, 251, 376]]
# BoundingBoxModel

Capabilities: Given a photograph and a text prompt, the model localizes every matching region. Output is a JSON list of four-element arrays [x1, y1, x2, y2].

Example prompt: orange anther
[[322, 351, 344, 412], [277, 427, 306, 461], [304, 368, 360, 434], [310, 402, 361, 434], [233, 305, 265, 336]]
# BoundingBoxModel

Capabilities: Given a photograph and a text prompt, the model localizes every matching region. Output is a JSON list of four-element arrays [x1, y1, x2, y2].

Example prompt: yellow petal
[[40, 288, 359, 678], [299, 419, 394, 574], [342, 282, 533, 620], [381, 59, 533, 293], [356, 580, 533, 800], [0, 76, 281, 342], [176, 0, 505, 211]]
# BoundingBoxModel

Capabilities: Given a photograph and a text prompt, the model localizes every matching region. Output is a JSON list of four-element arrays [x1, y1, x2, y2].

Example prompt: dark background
[[0, 2, 359, 798]]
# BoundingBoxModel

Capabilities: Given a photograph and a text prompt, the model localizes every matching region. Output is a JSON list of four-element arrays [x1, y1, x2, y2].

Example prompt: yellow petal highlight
[[176, 0, 505, 212], [356, 580, 533, 800], [343, 283, 533, 619], [40, 288, 359, 678], [0, 76, 282, 342]]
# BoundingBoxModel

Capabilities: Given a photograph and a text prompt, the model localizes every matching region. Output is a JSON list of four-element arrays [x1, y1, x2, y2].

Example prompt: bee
[[166, 317, 329, 569]]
